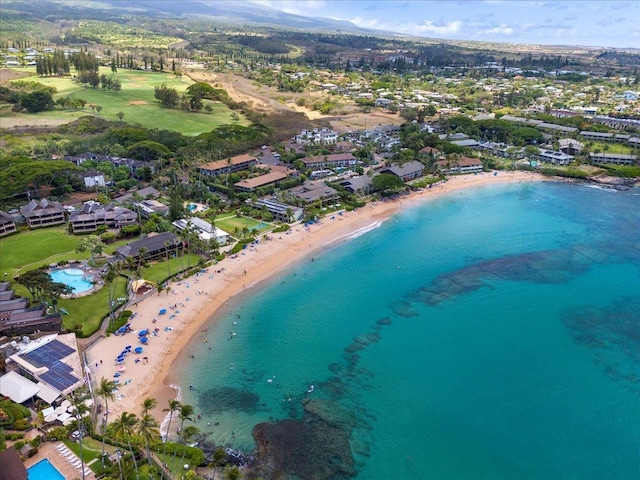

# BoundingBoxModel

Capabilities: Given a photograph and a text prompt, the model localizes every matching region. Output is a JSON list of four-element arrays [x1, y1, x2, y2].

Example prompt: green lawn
[[59, 277, 128, 336], [0, 227, 131, 279], [2, 68, 249, 135], [214, 213, 273, 236], [590, 141, 633, 155], [142, 254, 201, 285]]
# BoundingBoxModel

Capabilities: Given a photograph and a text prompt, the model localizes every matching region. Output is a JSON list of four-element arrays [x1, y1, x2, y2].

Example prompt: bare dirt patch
[[128, 100, 149, 105], [0, 68, 31, 85], [184, 69, 403, 134], [0, 116, 72, 129]]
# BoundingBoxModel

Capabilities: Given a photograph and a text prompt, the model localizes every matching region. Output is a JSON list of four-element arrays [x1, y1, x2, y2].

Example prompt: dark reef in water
[[196, 386, 265, 415], [563, 295, 640, 390], [250, 398, 357, 480], [407, 246, 602, 307]]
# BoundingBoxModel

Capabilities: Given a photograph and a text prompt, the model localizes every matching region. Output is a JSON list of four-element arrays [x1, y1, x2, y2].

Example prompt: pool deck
[[25, 442, 94, 479]]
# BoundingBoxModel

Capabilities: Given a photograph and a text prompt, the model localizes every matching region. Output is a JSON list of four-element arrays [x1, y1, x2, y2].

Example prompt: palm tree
[[112, 411, 140, 480], [172, 403, 195, 462], [68, 388, 91, 480], [137, 413, 161, 465], [162, 399, 181, 454], [141, 397, 158, 416], [95, 377, 117, 466], [105, 260, 124, 325], [179, 425, 200, 465]]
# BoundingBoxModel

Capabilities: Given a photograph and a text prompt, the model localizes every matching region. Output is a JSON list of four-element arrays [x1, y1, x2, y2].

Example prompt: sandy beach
[[85, 171, 549, 422]]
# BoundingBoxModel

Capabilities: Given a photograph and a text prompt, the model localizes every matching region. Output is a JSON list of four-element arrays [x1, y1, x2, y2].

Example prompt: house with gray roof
[[0, 210, 17, 237], [589, 152, 637, 165], [20, 199, 65, 228], [115, 232, 180, 261], [288, 181, 340, 206], [68, 203, 137, 233], [379, 161, 425, 181], [0, 283, 62, 336]]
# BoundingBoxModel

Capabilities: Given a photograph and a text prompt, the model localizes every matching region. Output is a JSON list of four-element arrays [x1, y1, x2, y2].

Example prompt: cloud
[[417, 20, 463, 35], [482, 24, 514, 35], [251, 0, 326, 16]]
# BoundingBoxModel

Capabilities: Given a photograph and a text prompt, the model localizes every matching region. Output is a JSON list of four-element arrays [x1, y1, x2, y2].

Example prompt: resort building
[[20, 198, 65, 229], [113, 186, 160, 204], [531, 149, 574, 165], [288, 181, 340, 206], [0, 210, 17, 237], [254, 199, 303, 223], [294, 128, 339, 145], [589, 152, 638, 165], [68, 203, 137, 233], [301, 153, 357, 171], [134, 199, 169, 218], [379, 161, 425, 181], [172, 217, 230, 245], [197, 154, 257, 177], [0, 283, 62, 336], [1, 333, 83, 404], [558, 139, 584, 156], [437, 157, 484, 175], [234, 171, 289, 193], [115, 231, 181, 262]]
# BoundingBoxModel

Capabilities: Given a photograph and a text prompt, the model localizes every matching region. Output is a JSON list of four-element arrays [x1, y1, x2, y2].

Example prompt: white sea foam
[[327, 220, 384, 245], [160, 384, 182, 440]]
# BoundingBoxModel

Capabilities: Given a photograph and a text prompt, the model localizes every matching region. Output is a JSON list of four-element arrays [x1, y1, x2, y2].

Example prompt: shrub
[[101, 232, 116, 244], [13, 418, 30, 430]]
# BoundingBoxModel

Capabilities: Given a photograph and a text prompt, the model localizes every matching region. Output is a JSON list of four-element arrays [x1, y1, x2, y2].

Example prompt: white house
[[173, 217, 230, 245]]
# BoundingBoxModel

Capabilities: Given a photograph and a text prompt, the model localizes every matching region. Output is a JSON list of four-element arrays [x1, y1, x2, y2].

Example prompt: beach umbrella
[[140, 336, 148, 344], [118, 366, 126, 372], [125, 345, 132, 350], [44, 413, 57, 423], [135, 346, 143, 354], [159, 309, 167, 315]]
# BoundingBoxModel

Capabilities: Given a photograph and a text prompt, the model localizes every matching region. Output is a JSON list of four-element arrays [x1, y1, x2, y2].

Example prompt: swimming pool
[[28, 459, 64, 480], [187, 203, 197, 212], [50, 268, 93, 294]]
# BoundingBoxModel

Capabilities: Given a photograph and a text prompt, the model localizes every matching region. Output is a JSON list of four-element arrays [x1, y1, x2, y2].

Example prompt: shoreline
[[85, 171, 550, 422]]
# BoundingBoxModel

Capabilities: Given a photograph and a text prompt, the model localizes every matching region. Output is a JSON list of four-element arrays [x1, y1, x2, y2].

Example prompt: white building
[[173, 217, 230, 245]]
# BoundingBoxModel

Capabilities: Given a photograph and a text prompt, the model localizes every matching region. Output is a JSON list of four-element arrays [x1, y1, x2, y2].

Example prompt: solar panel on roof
[[23, 340, 74, 368], [40, 368, 79, 392]]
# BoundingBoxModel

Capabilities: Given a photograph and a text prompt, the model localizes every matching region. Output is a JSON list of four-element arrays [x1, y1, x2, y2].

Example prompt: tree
[[179, 425, 200, 465], [137, 412, 160, 465], [68, 387, 91, 480], [16, 269, 52, 302], [172, 403, 195, 462], [111, 412, 140, 480], [163, 399, 181, 453], [21, 90, 54, 112], [76, 235, 105, 266], [116, 111, 125, 123], [96, 377, 117, 466], [103, 260, 124, 325], [371, 173, 405, 195]]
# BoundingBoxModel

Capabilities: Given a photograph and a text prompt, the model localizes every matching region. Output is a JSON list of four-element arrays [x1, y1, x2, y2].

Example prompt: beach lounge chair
[[84, 468, 92, 476], [72, 460, 83, 468], [56, 443, 66, 451]]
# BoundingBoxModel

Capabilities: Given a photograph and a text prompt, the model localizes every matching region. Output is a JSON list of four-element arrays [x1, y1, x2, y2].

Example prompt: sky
[[252, 1, 640, 49]]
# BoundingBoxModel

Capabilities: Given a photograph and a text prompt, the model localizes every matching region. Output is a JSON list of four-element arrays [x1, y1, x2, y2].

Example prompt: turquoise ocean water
[[174, 181, 640, 479]]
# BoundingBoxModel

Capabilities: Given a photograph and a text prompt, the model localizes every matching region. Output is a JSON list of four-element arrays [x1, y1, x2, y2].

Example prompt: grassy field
[[58, 277, 128, 336], [2, 68, 248, 135], [142, 254, 201, 285], [214, 213, 273, 235], [1, 227, 131, 279], [590, 141, 634, 155]]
